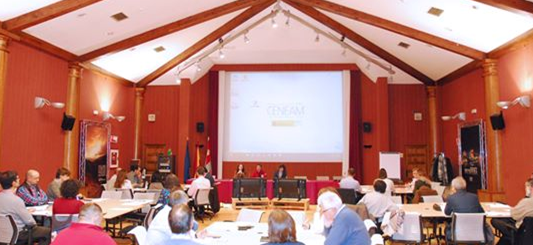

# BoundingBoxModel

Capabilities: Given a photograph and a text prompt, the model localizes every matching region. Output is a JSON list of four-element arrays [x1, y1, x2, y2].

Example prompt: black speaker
[[196, 122, 204, 133], [363, 122, 372, 133], [61, 113, 76, 131], [490, 112, 505, 130]]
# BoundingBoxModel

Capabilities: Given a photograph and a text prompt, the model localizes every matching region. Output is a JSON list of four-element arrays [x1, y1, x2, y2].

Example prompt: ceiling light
[[154, 46, 165, 53], [285, 11, 290, 26], [398, 42, 410, 49], [315, 32, 320, 42], [196, 62, 202, 72], [218, 49, 225, 59], [34, 97, 64, 109], [110, 12, 128, 22], [341, 48, 347, 57], [365, 61, 371, 70], [497, 95, 530, 109], [441, 112, 466, 121], [244, 31, 250, 43], [271, 17, 278, 28], [428, 7, 444, 17]]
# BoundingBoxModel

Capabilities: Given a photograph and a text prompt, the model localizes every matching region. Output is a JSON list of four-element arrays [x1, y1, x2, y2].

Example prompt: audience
[[317, 191, 370, 245], [51, 203, 116, 245], [264, 209, 304, 245], [378, 168, 395, 196], [203, 166, 216, 187], [17, 169, 48, 206], [159, 174, 182, 205], [234, 164, 246, 178], [339, 168, 362, 193], [126, 164, 143, 188], [411, 177, 438, 204], [168, 204, 202, 245], [148, 190, 199, 245], [47, 168, 71, 201], [408, 168, 421, 191], [150, 170, 164, 189], [491, 178, 533, 245], [53, 179, 84, 214], [187, 167, 210, 198], [0, 171, 50, 245], [251, 164, 267, 178], [273, 165, 287, 180], [357, 180, 398, 220], [114, 169, 132, 189]]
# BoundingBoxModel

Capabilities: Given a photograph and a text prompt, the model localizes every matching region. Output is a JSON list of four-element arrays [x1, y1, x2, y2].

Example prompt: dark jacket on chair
[[444, 190, 484, 215]]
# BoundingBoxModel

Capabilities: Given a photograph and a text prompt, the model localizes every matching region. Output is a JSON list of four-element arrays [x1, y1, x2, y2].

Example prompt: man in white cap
[[317, 191, 370, 245]]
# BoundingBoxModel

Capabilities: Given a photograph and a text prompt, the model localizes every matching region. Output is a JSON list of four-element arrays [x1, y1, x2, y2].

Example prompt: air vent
[[427, 7, 444, 17], [154, 46, 165, 53], [111, 12, 128, 22], [398, 42, 410, 49]]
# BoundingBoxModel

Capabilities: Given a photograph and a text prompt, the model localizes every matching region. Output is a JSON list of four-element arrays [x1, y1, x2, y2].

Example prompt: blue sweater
[[324, 206, 370, 245]]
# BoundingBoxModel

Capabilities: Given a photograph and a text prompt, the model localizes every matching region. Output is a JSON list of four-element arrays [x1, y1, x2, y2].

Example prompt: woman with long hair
[[265, 209, 304, 245], [114, 169, 132, 189]]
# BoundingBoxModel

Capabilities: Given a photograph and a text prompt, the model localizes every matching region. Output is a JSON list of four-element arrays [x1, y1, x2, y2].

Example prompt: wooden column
[[63, 63, 82, 177], [482, 59, 503, 193], [133, 87, 145, 160], [178, 79, 191, 179], [0, 34, 10, 161], [427, 86, 441, 157], [376, 77, 390, 152]]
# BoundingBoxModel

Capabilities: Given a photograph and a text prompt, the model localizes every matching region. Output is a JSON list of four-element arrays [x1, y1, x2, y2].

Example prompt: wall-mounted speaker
[[61, 113, 76, 131], [196, 122, 205, 133], [363, 122, 372, 133], [490, 112, 505, 130]]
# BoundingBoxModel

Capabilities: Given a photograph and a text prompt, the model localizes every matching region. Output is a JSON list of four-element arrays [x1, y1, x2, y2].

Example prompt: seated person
[[149, 170, 164, 189], [52, 203, 116, 245], [159, 174, 181, 205], [444, 177, 493, 243], [17, 169, 48, 206], [106, 167, 121, 190], [126, 164, 143, 188], [147, 190, 200, 245], [0, 171, 50, 245], [203, 166, 215, 187], [234, 164, 246, 178], [187, 167, 210, 197], [47, 168, 70, 201], [251, 164, 266, 178], [53, 179, 84, 214], [357, 180, 398, 220], [411, 177, 438, 204], [408, 168, 421, 191], [264, 209, 304, 245], [339, 168, 362, 193], [168, 204, 202, 245], [273, 165, 287, 180], [114, 169, 132, 189], [318, 191, 370, 245], [491, 178, 533, 245], [378, 168, 395, 196]]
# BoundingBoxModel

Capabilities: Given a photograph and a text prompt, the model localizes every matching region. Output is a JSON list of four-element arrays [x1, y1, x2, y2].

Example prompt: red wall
[[361, 75, 379, 184], [222, 162, 342, 179]]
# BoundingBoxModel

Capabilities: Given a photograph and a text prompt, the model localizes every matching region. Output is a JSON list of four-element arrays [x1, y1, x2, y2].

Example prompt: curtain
[[208, 71, 219, 177]]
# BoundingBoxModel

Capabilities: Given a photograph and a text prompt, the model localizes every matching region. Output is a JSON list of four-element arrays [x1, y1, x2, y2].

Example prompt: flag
[[195, 142, 201, 176], [205, 137, 212, 173], [183, 139, 191, 183]]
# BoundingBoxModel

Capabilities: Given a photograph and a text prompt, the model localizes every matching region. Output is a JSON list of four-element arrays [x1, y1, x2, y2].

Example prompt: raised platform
[[270, 198, 310, 211], [231, 198, 270, 210]]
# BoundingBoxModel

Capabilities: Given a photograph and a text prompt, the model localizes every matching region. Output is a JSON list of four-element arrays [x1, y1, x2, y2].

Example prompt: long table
[[400, 202, 511, 218]]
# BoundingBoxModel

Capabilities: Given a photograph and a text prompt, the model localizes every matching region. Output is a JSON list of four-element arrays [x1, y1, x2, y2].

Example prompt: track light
[[271, 17, 278, 28], [285, 11, 290, 26], [441, 112, 466, 121], [218, 49, 225, 59], [366, 61, 371, 70], [315, 32, 320, 42], [341, 48, 347, 57], [34, 97, 64, 109], [244, 31, 250, 44], [195, 62, 202, 72], [497, 95, 530, 109]]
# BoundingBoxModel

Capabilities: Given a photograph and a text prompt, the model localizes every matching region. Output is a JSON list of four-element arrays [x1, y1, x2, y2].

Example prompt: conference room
[[1, 0, 533, 245]]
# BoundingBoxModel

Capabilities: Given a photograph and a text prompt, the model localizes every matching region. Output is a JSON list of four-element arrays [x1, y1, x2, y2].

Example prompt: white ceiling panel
[[328, 0, 533, 52], [23, 0, 235, 55], [0, 0, 61, 21]]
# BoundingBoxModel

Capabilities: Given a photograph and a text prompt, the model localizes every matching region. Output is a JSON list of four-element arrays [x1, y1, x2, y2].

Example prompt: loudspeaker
[[196, 122, 204, 133], [490, 112, 505, 130], [363, 122, 372, 133], [61, 113, 76, 131]]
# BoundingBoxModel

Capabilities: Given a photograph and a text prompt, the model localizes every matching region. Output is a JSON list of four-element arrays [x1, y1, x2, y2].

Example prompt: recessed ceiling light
[[398, 42, 410, 49], [77, 13, 86, 18], [154, 46, 166, 53], [427, 7, 444, 17], [111, 12, 128, 22]]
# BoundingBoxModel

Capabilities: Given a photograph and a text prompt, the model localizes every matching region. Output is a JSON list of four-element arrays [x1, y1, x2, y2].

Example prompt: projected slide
[[223, 71, 346, 162]]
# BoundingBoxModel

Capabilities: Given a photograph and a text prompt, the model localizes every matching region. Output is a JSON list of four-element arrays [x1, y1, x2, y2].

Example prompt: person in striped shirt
[[16, 169, 48, 206]]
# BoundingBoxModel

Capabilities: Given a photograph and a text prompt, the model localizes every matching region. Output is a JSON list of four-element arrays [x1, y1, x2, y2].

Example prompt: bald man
[[168, 204, 202, 245], [16, 169, 48, 206]]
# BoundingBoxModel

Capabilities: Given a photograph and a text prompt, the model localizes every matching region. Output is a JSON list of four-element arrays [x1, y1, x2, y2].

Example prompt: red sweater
[[51, 223, 116, 245], [52, 198, 84, 214], [251, 170, 266, 178]]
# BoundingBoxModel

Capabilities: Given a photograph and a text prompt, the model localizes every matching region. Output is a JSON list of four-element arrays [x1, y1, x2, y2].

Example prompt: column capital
[[135, 87, 145, 97], [0, 34, 10, 53], [426, 86, 437, 98], [482, 59, 498, 77], [68, 62, 83, 78]]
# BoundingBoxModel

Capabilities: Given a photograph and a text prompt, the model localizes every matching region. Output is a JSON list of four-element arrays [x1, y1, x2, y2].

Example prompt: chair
[[236, 209, 264, 223], [294, 176, 307, 180], [391, 212, 424, 244], [101, 190, 122, 199], [287, 211, 306, 227], [332, 176, 342, 181], [142, 204, 162, 229], [51, 214, 79, 234], [316, 176, 329, 181], [421, 195, 444, 203], [391, 196, 403, 205], [431, 182, 445, 197], [193, 188, 213, 222], [450, 213, 486, 244], [337, 188, 357, 204], [148, 182, 163, 190], [0, 215, 18, 245], [127, 226, 147, 245], [118, 188, 134, 199], [515, 217, 533, 245], [145, 189, 162, 204]]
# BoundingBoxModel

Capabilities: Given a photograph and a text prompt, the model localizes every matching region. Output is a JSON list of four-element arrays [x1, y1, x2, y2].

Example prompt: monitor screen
[[232, 178, 266, 199]]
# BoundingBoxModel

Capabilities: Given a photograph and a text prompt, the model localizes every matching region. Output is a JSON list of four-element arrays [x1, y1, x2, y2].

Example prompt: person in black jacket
[[273, 165, 287, 180], [431, 153, 454, 185]]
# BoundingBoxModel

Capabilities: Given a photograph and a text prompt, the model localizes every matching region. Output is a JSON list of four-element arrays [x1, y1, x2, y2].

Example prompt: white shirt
[[146, 205, 197, 245], [358, 192, 398, 219], [339, 176, 362, 192], [187, 176, 211, 197], [382, 178, 395, 196], [121, 179, 132, 189]]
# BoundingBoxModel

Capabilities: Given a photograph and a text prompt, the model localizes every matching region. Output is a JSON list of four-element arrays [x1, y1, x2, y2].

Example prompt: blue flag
[[183, 140, 191, 183]]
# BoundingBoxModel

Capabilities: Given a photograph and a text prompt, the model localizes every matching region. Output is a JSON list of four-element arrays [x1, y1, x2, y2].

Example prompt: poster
[[79, 121, 110, 198]]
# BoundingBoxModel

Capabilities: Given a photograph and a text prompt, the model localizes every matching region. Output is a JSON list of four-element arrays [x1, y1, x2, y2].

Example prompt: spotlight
[[218, 49, 225, 59], [196, 62, 202, 72], [341, 48, 347, 57], [271, 17, 278, 28], [315, 32, 320, 42], [244, 31, 250, 44]]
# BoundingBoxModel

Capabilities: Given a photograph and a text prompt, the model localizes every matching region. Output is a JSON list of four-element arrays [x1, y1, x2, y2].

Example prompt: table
[[399, 202, 511, 218], [360, 185, 413, 195], [200, 221, 325, 245]]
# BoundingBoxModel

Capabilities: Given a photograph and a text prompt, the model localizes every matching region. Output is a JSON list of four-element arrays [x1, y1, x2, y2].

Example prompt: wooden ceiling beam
[[78, 0, 260, 62], [2, 0, 103, 32], [488, 27, 533, 59], [289, 0, 486, 60], [285, 0, 435, 86], [471, 0, 533, 18], [80, 63, 134, 87], [436, 60, 482, 85], [137, 0, 275, 87], [18, 32, 78, 61]]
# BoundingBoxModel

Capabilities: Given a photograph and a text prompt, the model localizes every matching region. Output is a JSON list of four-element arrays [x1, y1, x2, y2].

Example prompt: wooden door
[[404, 145, 429, 180], [143, 144, 166, 173]]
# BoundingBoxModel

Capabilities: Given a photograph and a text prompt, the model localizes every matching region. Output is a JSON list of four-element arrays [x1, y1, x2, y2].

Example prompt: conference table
[[189, 179, 339, 204], [400, 202, 511, 218]]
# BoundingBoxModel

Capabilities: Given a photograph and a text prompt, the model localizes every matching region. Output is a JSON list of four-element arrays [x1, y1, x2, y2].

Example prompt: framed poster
[[110, 149, 119, 168], [79, 120, 111, 198], [458, 120, 488, 193]]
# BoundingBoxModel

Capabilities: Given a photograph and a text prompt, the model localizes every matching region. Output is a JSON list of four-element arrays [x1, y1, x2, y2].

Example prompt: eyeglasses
[[320, 207, 334, 215]]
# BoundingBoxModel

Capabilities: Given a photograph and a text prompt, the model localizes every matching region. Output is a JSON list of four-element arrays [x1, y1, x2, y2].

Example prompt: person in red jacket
[[52, 179, 84, 215], [251, 164, 266, 178]]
